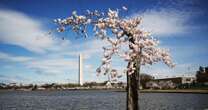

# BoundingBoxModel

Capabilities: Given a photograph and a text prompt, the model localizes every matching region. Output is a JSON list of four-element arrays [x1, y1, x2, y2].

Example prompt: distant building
[[153, 77, 195, 85], [105, 81, 112, 88]]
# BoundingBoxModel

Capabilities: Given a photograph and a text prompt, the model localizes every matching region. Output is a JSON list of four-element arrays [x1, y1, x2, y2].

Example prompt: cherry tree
[[54, 7, 174, 110]]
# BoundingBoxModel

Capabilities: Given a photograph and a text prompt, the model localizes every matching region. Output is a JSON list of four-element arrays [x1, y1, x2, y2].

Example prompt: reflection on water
[[0, 90, 208, 110]]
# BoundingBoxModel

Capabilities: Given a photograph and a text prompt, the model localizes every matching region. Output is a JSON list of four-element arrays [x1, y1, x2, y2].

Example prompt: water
[[0, 90, 208, 110]]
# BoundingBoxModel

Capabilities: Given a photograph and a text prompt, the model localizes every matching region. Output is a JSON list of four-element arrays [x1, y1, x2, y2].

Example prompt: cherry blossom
[[54, 7, 175, 81]]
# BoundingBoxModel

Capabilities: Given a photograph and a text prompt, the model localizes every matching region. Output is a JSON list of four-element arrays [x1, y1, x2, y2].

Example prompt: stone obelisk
[[79, 54, 83, 86]]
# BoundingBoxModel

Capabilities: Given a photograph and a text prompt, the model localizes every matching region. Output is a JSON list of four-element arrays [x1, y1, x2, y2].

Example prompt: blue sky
[[0, 0, 208, 84]]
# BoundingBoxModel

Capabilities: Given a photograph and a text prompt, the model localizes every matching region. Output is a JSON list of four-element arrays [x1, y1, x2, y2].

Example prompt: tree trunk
[[126, 61, 140, 110], [126, 35, 141, 110]]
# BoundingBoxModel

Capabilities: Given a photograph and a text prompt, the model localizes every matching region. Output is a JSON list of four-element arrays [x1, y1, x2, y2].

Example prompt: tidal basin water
[[0, 90, 208, 110]]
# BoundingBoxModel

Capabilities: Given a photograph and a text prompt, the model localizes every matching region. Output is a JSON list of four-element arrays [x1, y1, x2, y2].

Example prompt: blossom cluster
[[54, 7, 175, 81]]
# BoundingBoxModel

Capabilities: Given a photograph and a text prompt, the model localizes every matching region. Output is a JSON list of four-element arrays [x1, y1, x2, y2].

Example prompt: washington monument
[[79, 54, 83, 86]]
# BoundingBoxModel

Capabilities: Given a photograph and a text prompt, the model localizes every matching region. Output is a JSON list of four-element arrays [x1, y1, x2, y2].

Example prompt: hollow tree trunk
[[126, 61, 140, 110]]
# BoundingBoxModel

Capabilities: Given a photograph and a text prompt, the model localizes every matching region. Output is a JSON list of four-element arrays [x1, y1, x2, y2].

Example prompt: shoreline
[[140, 89, 208, 94], [1, 89, 208, 94]]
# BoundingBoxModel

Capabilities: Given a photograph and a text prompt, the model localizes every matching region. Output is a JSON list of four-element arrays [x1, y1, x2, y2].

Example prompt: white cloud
[[141, 63, 197, 79], [59, 39, 107, 59], [0, 52, 33, 62], [26, 58, 78, 75], [0, 37, 108, 81], [0, 52, 77, 75], [0, 37, 114, 83], [0, 74, 29, 84], [0, 9, 70, 53], [136, 8, 191, 36]]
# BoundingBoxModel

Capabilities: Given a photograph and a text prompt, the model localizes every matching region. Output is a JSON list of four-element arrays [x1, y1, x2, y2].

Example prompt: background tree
[[205, 67, 208, 73], [196, 66, 208, 83], [53, 7, 174, 110], [140, 74, 154, 89], [199, 66, 204, 73]]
